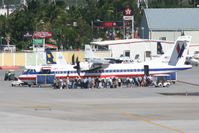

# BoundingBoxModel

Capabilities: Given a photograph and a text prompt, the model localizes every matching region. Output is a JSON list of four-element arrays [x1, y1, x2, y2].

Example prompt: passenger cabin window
[[41, 69, 51, 74], [24, 69, 36, 74]]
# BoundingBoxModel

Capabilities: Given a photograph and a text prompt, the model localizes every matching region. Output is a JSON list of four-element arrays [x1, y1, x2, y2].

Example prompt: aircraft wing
[[104, 58, 123, 63], [81, 64, 104, 72], [80, 60, 109, 71]]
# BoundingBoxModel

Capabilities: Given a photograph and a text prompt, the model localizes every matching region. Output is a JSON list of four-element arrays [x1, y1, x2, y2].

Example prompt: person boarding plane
[[19, 36, 192, 86]]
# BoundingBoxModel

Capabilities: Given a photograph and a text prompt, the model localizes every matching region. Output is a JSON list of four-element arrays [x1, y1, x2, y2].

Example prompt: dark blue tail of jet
[[46, 49, 56, 64]]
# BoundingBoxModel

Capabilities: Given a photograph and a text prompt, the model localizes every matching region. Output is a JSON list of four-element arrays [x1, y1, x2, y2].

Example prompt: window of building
[[124, 50, 130, 57]]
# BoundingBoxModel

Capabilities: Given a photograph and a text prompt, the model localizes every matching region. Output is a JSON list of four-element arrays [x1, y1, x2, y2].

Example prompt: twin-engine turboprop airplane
[[18, 36, 192, 85]]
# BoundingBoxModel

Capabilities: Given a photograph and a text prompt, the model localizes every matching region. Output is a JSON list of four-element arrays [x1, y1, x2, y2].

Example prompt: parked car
[[185, 56, 199, 66], [11, 79, 27, 87], [193, 51, 199, 59], [153, 76, 171, 87], [4, 70, 17, 81], [154, 81, 171, 87]]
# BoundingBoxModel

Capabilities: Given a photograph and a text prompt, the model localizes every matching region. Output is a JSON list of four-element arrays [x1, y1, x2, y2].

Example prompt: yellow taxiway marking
[[123, 112, 185, 133]]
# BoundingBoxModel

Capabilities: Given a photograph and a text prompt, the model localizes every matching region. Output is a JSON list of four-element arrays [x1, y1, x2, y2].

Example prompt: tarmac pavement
[[0, 66, 199, 133]]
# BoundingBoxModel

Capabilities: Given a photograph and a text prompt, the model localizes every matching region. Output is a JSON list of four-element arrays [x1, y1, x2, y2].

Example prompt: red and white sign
[[123, 16, 133, 20], [45, 44, 58, 49], [123, 7, 133, 20], [33, 32, 52, 38], [123, 7, 133, 16]]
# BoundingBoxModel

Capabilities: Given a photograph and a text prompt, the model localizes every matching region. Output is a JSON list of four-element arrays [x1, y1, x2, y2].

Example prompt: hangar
[[140, 8, 199, 56], [140, 8, 199, 42], [140, 8, 199, 55]]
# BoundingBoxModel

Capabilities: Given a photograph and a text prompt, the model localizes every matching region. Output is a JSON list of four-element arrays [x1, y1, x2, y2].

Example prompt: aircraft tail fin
[[85, 45, 95, 60], [160, 36, 192, 66], [46, 49, 56, 64], [46, 49, 67, 65]]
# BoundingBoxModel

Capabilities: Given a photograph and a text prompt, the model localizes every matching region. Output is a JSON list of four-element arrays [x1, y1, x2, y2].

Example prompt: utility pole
[[20, 0, 28, 7], [180, 0, 182, 7], [137, 0, 148, 8], [194, 0, 196, 7], [2, 0, 4, 6], [49, 0, 56, 5], [6, 4, 9, 17], [0, 36, 2, 48]]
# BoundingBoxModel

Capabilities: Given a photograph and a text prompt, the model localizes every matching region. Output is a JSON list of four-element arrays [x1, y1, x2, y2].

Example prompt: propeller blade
[[76, 57, 79, 64], [72, 54, 75, 65], [77, 68, 80, 76], [73, 57, 81, 76]]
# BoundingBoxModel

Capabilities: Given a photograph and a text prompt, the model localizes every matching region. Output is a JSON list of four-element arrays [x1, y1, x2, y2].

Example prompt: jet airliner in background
[[18, 36, 192, 85], [84, 45, 136, 64]]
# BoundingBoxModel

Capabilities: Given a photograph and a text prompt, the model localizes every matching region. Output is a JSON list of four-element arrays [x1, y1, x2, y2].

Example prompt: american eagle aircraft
[[18, 36, 192, 85]]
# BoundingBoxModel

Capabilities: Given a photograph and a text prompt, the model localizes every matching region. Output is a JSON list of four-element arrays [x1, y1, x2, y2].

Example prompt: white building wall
[[150, 31, 199, 56], [0, 8, 15, 16], [94, 50, 111, 58], [150, 30, 199, 44], [129, 43, 145, 61], [108, 41, 174, 62], [184, 31, 199, 44], [0, 9, 7, 16], [109, 44, 129, 58], [150, 31, 181, 41], [189, 46, 199, 56], [186, 30, 199, 55]]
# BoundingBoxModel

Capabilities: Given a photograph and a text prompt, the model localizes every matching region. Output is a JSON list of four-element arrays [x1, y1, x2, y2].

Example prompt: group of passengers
[[52, 76, 154, 89]]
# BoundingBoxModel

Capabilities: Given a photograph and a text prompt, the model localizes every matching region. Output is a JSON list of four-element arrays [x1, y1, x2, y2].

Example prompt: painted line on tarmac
[[122, 112, 185, 133], [177, 80, 199, 86]]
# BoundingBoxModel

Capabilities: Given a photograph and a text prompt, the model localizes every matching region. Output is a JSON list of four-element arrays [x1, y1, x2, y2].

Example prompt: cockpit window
[[23, 69, 36, 74]]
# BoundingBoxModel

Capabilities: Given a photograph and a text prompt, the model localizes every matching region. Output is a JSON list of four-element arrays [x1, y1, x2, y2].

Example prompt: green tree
[[5, 0, 191, 50]]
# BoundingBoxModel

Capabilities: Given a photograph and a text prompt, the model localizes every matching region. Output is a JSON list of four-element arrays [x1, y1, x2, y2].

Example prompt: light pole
[[0, 36, 3, 51], [36, 20, 44, 32], [193, 0, 196, 7], [0, 36, 3, 47], [23, 32, 32, 50], [123, 20, 126, 39], [141, 27, 145, 39], [5, 35, 10, 52]]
